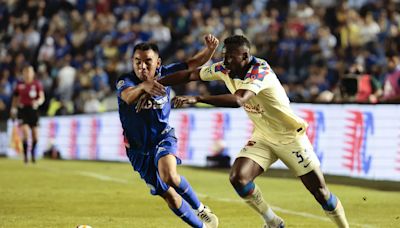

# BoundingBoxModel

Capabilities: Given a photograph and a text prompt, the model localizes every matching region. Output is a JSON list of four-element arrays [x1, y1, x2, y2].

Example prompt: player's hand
[[172, 96, 198, 108], [204, 34, 219, 50], [135, 93, 151, 113], [32, 100, 39, 109], [141, 80, 166, 97], [10, 107, 17, 120]]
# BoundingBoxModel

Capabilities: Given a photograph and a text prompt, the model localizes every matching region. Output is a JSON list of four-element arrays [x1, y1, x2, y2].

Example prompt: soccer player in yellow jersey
[[151, 34, 350, 228]]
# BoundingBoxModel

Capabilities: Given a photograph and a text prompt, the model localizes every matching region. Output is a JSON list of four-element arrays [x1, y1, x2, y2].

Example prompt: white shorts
[[237, 134, 320, 176]]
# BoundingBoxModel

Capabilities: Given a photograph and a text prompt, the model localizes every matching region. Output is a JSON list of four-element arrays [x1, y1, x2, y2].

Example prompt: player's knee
[[160, 172, 180, 187], [229, 171, 249, 187]]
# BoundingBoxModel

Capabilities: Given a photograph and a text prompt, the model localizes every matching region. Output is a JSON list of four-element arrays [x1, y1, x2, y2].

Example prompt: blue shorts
[[126, 134, 181, 196]]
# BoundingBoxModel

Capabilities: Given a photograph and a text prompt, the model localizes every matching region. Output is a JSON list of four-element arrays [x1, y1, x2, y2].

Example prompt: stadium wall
[[7, 104, 400, 181]]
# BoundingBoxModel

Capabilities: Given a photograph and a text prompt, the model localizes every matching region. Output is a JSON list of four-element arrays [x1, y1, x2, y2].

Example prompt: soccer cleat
[[263, 216, 285, 228], [197, 206, 219, 228]]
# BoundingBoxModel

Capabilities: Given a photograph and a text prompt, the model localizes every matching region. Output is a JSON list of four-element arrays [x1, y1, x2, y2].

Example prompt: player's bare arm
[[157, 34, 219, 86], [173, 89, 255, 108], [33, 91, 45, 109], [121, 81, 166, 105], [186, 34, 219, 70], [158, 68, 202, 86]]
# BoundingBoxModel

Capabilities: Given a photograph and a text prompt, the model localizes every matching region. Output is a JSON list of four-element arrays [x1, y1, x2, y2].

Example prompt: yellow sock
[[243, 184, 278, 222], [324, 200, 349, 228]]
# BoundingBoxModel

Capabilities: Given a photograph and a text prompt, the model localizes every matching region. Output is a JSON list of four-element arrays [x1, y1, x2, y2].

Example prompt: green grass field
[[0, 158, 399, 228]]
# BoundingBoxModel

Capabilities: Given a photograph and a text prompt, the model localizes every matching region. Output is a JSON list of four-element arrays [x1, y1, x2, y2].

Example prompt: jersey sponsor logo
[[243, 103, 264, 114], [246, 141, 256, 147], [137, 96, 168, 110], [343, 111, 373, 174], [299, 109, 325, 164], [116, 80, 125, 90]]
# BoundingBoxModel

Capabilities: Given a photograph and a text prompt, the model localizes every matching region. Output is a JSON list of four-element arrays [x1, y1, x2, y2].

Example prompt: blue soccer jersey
[[116, 62, 187, 195], [116, 62, 187, 153]]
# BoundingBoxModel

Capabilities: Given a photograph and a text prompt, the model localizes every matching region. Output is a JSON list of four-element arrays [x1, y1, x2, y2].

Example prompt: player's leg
[[126, 148, 205, 228], [21, 124, 30, 164], [157, 154, 218, 228], [161, 187, 205, 228], [230, 140, 284, 228], [300, 168, 349, 228], [278, 135, 348, 228], [30, 125, 39, 163]]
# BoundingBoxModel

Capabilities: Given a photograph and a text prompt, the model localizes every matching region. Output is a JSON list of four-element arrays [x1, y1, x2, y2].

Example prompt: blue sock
[[174, 176, 201, 210], [321, 193, 338, 211], [233, 181, 255, 198], [171, 200, 203, 228]]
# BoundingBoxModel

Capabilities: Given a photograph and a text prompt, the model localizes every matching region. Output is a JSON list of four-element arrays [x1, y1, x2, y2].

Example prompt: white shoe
[[263, 216, 285, 228], [197, 206, 219, 228]]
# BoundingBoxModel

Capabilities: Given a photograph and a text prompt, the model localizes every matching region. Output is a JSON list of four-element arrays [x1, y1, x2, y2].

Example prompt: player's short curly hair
[[133, 43, 159, 55], [223, 35, 251, 49]]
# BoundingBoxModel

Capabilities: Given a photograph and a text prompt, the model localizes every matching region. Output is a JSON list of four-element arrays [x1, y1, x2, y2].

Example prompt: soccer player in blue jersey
[[156, 35, 349, 228], [116, 34, 219, 228]]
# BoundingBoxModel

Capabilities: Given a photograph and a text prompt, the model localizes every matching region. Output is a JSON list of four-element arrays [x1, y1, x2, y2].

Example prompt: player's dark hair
[[133, 42, 159, 55], [223, 35, 251, 49]]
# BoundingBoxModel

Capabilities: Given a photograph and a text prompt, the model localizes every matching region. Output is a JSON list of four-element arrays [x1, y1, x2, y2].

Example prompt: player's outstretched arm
[[173, 89, 256, 108], [157, 68, 201, 86], [186, 34, 219, 70], [157, 34, 218, 86]]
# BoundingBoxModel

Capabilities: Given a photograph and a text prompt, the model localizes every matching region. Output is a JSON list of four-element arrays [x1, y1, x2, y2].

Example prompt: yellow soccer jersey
[[200, 57, 307, 144]]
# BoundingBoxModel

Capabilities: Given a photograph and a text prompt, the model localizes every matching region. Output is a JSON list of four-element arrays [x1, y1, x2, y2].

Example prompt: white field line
[[39, 166, 375, 228]]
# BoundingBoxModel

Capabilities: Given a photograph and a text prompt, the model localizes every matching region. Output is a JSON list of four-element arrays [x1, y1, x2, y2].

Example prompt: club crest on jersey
[[246, 141, 256, 146], [116, 80, 125, 90]]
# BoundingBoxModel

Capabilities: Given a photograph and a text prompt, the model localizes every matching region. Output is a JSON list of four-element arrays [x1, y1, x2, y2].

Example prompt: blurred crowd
[[1, 0, 400, 119]]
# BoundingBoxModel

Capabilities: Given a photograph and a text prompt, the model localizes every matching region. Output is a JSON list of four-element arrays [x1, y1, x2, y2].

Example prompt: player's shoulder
[[116, 72, 138, 90], [244, 57, 271, 81], [212, 61, 229, 74]]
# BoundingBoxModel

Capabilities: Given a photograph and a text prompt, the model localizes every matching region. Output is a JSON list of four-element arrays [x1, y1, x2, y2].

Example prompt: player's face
[[22, 66, 35, 83], [132, 49, 161, 81], [223, 45, 249, 76]]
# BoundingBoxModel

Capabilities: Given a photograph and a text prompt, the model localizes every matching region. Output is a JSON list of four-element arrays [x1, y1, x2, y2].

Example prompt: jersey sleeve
[[199, 62, 227, 81], [237, 63, 270, 94], [116, 76, 136, 97], [159, 62, 188, 78]]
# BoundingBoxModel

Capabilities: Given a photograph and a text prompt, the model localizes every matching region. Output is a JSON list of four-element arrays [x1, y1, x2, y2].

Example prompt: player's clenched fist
[[204, 34, 219, 50], [172, 96, 198, 108]]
